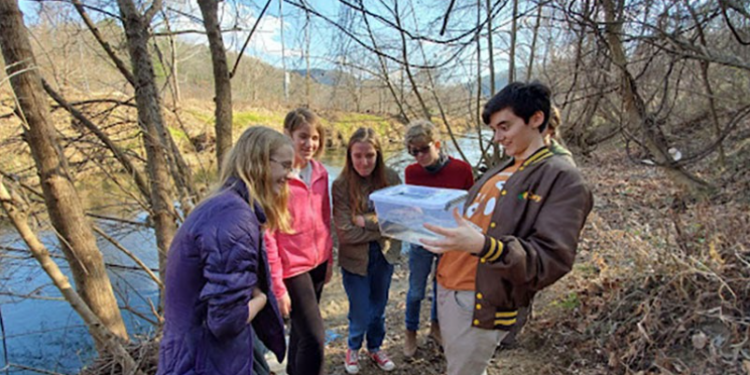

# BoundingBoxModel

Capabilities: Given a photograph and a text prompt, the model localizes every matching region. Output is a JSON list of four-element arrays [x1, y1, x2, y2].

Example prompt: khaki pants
[[437, 284, 508, 375]]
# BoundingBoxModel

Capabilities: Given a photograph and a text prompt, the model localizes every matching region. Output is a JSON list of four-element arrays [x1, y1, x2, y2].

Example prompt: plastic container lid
[[370, 184, 468, 210]]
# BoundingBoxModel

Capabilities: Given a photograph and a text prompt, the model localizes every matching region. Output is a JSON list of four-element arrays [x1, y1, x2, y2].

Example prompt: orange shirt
[[436, 160, 522, 291]]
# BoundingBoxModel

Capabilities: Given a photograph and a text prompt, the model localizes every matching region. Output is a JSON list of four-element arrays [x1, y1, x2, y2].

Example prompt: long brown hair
[[216, 126, 292, 232], [283, 108, 327, 158], [337, 127, 389, 215]]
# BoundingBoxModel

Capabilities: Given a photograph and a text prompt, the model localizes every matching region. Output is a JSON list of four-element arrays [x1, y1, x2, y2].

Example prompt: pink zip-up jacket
[[264, 159, 334, 299]]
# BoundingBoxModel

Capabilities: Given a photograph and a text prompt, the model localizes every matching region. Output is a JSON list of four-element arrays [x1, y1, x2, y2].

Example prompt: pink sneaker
[[344, 348, 360, 374], [369, 350, 395, 371]]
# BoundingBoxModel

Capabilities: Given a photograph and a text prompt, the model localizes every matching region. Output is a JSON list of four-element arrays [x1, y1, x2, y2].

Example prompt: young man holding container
[[402, 120, 474, 357], [421, 82, 593, 375]]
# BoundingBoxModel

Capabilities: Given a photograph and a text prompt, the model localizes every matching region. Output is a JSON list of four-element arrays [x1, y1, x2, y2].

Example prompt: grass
[[233, 110, 285, 130], [180, 106, 395, 140], [553, 292, 581, 310], [330, 112, 393, 138]]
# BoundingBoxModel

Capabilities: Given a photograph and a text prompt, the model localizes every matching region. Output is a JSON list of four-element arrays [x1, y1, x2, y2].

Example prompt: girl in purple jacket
[[157, 126, 293, 375], [264, 108, 334, 375]]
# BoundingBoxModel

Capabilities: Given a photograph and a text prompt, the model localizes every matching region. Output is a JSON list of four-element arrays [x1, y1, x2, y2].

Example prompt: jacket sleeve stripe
[[479, 236, 497, 262], [486, 238, 504, 263]]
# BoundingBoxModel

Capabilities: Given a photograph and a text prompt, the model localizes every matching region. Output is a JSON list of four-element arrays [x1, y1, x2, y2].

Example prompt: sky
[[17, 0, 524, 83], [18, 0, 334, 71]]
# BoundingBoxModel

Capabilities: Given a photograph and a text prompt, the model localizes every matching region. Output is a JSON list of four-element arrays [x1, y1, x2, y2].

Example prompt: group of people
[[156, 81, 594, 375]]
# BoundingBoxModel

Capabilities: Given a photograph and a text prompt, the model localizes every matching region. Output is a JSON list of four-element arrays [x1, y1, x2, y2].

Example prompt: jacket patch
[[518, 191, 543, 202]]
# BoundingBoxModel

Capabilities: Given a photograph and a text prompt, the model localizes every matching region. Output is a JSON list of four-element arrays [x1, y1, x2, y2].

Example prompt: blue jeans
[[405, 244, 439, 331], [342, 242, 394, 352]]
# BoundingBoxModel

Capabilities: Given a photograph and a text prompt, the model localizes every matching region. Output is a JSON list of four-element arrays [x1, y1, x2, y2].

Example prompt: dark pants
[[285, 261, 328, 375], [342, 242, 394, 352]]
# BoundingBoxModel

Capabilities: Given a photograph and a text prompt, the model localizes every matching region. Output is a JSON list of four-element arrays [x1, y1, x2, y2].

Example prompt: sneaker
[[369, 350, 396, 371], [344, 348, 360, 374]]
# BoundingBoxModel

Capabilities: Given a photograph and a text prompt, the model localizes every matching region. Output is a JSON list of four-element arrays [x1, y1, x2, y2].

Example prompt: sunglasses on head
[[408, 143, 433, 157]]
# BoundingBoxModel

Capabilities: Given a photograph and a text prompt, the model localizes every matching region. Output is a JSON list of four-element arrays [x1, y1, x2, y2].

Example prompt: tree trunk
[[197, 0, 233, 167], [305, 12, 311, 107], [485, 0, 502, 165], [485, 0, 495, 93], [0, 181, 143, 374], [476, 0, 486, 169], [163, 13, 181, 108], [0, 0, 128, 347], [508, 0, 518, 82], [116, 0, 178, 292], [685, 0, 726, 167], [526, 4, 542, 81], [600, 0, 711, 195], [279, 0, 288, 102]]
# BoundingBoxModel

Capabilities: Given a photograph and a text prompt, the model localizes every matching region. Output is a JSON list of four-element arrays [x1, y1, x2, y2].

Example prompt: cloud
[[167, 1, 286, 59]]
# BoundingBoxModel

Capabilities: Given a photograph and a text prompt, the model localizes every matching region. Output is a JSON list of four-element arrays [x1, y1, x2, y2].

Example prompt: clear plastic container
[[370, 184, 468, 243]]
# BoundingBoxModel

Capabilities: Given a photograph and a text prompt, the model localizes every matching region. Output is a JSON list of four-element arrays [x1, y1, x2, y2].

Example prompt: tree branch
[[71, 0, 136, 86], [42, 80, 152, 202], [440, 0, 457, 36], [230, 0, 273, 79]]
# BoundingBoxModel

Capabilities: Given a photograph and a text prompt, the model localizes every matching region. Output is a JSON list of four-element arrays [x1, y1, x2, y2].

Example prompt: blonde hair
[[547, 106, 562, 140], [404, 119, 437, 147], [217, 126, 292, 232], [283, 108, 327, 158], [336, 127, 388, 215]]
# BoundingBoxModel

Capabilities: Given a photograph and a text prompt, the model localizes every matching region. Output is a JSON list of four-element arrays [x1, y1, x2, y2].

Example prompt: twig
[[93, 226, 163, 290], [439, 0, 456, 36], [85, 213, 150, 228]]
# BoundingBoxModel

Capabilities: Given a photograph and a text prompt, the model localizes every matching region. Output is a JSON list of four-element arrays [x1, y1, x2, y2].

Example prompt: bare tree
[[0, 0, 128, 346], [526, 4, 542, 81], [115, 0, 179, 286], [508, 0, 518, 82], [197, 0, 233, 166], [602, 0, 711, 193]]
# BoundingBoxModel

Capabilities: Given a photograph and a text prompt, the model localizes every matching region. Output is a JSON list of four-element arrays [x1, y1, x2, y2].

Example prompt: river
[[0, 131, 490, 374]]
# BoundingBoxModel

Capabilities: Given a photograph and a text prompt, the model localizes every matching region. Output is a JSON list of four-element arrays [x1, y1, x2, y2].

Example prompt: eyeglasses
[[408, 143, 433, 157], [270, 158, 293, 173]]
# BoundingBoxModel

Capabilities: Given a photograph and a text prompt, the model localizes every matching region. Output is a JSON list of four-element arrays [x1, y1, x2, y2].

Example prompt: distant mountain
[[471, 69, 530, 96], [477, 74, 508, 96], [291, 68, 355, 86]]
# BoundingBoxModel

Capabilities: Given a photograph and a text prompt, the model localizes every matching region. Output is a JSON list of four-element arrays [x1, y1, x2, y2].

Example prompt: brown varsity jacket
[[469, 147, 593, 330]]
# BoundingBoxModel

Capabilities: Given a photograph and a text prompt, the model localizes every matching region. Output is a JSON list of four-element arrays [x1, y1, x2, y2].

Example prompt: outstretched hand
[[420, 208, 485, 255]]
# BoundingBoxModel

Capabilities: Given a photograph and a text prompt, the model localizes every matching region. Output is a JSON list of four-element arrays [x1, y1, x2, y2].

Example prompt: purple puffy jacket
[[157, 178, 286, 375]]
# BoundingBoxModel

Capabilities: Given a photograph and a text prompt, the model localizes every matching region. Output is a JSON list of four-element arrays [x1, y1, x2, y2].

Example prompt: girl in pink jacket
[[264, 108, 334, 375]]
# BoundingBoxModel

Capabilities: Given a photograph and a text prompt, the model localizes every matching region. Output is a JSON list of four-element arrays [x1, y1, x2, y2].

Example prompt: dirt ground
[[266, 258, 598, 375]]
